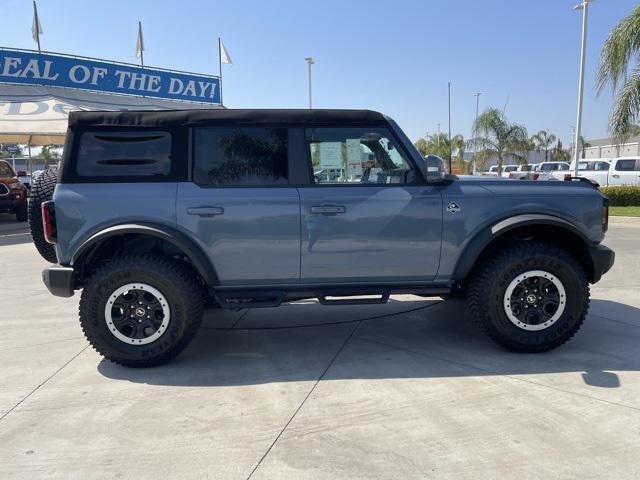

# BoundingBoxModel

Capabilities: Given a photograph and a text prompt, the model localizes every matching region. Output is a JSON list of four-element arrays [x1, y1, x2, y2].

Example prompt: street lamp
[[304, 57, 315, 109], [473, 91, 482, 175], [572, 0, 594, 177]]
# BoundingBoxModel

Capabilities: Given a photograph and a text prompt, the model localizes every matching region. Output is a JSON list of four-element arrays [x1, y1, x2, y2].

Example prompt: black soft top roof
[[68, 109, 388, 128]]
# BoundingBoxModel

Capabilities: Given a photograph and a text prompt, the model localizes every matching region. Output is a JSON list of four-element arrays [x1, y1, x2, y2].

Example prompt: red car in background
[[0, 160, 28, 222]]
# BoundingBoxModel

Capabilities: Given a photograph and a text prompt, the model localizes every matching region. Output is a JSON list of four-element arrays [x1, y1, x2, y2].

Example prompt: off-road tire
[[15, 203, 28, 222], [80, 254, 204, 367], [467, 241, 589, 352], [28, 169, 58, 263]]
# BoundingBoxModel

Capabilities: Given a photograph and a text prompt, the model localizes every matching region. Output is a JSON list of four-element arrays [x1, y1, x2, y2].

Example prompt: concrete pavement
[[0, 216, 639, 479]]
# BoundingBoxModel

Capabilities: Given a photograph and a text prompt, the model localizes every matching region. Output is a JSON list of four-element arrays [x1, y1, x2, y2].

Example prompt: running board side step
[[316, 289, 390, 305], [215, 290, 285, 309], [214, 285, 451, 309]]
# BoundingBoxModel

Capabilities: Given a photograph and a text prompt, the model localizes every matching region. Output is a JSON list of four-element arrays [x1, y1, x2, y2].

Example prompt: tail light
[[508, 172, 514, 179], [564, 174, 572, 181], [41, 200, 57, 244], [532, 173, 539, 180], [601, 198, 609, 233]]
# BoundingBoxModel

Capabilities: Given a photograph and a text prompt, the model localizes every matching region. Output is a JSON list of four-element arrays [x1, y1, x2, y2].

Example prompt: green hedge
[[599, 185, 640, 206]]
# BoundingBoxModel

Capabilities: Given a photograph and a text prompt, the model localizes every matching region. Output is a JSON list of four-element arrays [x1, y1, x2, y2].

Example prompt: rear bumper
[[588, 245, 615, 283], [0, 196, 25, 211], [42, 266, 75, 297]]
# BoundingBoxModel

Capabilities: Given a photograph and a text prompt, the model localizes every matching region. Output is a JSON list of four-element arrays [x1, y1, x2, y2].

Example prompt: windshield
[[0, 162, 15, 177], [504, 166, 518, 172]]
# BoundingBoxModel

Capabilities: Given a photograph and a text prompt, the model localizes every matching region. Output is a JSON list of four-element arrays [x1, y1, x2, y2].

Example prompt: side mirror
[[423, 155, 456, 185], [17, 170, 28, 177]]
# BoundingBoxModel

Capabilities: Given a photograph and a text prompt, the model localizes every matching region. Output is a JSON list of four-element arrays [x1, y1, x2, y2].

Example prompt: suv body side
[[51, 111, 609, 296]]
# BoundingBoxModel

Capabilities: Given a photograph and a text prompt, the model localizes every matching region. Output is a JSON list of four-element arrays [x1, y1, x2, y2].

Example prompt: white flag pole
[[136, 21, 145, 67], [218, 37, 223, 106], [32, 1, 42, 53]]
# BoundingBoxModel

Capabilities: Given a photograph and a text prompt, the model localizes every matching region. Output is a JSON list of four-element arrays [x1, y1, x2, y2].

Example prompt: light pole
[[304, 57, 315, 109], [473, 91, 482, 175], [572, 0, 593, 177]]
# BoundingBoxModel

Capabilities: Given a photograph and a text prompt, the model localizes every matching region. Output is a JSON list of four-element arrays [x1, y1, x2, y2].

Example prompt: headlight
[[8, 182, 22, 189]]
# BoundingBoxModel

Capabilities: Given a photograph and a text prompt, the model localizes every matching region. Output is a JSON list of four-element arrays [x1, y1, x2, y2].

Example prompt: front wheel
[[15, 203, 28, 222], [467, 242, 589, 352], [80, 254, 204, 367]]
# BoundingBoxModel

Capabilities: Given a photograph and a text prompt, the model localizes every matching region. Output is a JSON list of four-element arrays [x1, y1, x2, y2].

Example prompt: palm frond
[[596, 4, 640, 93], [610, 68, 640, 140]]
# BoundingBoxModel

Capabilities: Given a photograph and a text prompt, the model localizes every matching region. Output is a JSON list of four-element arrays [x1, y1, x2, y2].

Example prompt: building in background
[[582, 136, 640, 159]]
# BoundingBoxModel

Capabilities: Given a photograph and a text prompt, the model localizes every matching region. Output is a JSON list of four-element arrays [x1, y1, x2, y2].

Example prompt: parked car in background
[[500, 165, 519, 177], [573, 157, 640, 186], [534, 161, 571, 181], [485, 166, 500, 176], [0, 160, 28, 221], [507, 163, 539, 180]]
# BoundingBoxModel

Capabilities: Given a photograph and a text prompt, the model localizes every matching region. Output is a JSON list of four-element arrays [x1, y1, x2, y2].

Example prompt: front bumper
[[42, 266, 75, 297], [588, 245, 615, 283]]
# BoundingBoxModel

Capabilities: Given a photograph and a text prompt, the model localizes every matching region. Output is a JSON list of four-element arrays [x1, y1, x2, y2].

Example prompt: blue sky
[[1, 0, 637, 144]]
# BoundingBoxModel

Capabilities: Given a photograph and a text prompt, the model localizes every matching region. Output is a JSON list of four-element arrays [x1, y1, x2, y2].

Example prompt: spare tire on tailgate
[[28, 169, 58, 263]]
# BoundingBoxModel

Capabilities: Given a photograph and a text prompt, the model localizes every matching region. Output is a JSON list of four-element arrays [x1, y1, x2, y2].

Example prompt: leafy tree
[[38, 145, 61, 168], [551, 140, 571, 162], [577, 135, 592, 159], [415, 133, 465, 160], [467, 108, 528, 175], [596, 5, 640, 140], [532, 130, 557, 162]]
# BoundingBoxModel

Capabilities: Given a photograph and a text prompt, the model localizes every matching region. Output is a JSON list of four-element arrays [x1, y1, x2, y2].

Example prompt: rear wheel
[[468, 242, 589, 352], [28, 169, 58, 263], [80, 254, 204, 367]]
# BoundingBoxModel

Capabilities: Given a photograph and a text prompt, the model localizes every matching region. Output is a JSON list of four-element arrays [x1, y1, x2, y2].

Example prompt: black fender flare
[[451, 214, 592, 281], [71, 223, 219, 286]]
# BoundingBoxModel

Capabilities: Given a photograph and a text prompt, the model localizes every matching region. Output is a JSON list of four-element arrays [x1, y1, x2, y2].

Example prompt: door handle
[[187, 206, 224, 217], [311, 205, 346, 215], [612, 174, 620, 178]]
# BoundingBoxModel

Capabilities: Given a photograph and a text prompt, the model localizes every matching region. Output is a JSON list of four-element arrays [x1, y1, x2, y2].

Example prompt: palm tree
[[415, 133, 465, 162], [596, 5, 640, 140], [577, 135, 592, 159], [468, 108, 528, 175], [532, 130, 557, 162]]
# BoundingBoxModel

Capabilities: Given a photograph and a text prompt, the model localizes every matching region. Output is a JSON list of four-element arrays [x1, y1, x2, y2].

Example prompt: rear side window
[[615, 159, 638, 171], [77, 131, 171, 177], [193, 127, 288, 186]]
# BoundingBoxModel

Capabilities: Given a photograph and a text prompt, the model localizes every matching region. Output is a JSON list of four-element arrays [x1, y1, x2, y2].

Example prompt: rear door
[[177, 126, 300, 285], [609, 158, 640, 185], [297, 126, 442, 283]]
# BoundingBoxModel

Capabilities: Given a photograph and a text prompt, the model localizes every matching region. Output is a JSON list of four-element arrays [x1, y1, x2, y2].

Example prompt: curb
[[609, 216, 640, 225]]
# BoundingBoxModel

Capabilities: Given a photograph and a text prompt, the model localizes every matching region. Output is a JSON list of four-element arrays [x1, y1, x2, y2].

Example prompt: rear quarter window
[[76, 131, 171, 177], [193, 127, 288, 186]]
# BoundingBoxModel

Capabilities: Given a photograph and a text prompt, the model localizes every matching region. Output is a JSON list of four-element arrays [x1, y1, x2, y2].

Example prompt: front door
[[609, 158, 640, 185], [298, 126, 442, 283], [177, 126, 300, 285]]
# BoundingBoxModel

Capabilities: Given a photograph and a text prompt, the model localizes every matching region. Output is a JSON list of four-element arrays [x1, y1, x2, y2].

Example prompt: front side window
[[615, 159, 637, 171], [193, 127, 288, 186], [0, 161, 14, 177], [77, 131, 171, 177], [305, 127, 416, 185]]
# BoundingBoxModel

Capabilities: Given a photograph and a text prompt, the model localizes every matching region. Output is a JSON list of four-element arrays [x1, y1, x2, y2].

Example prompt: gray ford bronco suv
[[38, 109, 614, 367]]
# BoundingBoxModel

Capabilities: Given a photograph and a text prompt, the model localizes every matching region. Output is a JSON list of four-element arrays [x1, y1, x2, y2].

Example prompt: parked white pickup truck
[[535, 161, 571, 181], [572, 157, 640, 186]]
